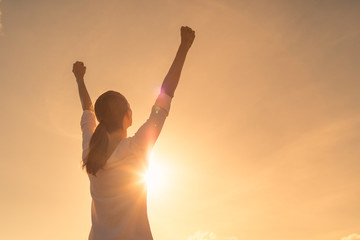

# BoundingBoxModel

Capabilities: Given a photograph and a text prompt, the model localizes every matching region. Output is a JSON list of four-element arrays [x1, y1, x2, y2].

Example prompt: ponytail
[[83, 122, 109, 176], [83, 90, 129, 176]]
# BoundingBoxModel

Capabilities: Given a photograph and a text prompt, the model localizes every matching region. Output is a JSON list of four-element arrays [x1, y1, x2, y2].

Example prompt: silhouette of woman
[[73, 26, 195, 240]]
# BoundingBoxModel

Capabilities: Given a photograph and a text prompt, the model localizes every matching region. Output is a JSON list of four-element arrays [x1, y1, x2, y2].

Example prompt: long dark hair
[[83, 90, 129, 176]]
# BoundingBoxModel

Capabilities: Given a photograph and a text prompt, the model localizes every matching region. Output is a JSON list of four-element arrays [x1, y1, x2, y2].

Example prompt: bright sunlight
[[142, 153, 171, 197]]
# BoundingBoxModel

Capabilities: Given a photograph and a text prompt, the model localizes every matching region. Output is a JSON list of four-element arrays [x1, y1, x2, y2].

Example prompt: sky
[[0, 0, 359, 239]]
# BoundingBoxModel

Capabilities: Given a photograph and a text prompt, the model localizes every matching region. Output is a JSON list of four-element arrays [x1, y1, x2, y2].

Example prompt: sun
[[143, 166, 161, 188], [142, 155, 169, 196]]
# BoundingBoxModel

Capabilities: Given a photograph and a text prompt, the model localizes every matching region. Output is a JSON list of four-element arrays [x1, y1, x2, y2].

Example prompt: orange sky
[[0, 1, 359, 240]]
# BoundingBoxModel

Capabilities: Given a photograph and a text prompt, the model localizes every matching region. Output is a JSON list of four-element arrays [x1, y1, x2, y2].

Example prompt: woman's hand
[[180, 26, 195, 50], [73, 61, 93, 111], [160, 26, 195, 98], [73, 61, 86, 81]]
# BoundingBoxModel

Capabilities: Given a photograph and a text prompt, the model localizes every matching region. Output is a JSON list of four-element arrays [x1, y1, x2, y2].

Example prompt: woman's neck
[[108, 129, 127, 141]]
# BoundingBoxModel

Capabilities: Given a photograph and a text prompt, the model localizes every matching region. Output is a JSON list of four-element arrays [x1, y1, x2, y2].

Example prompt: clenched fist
[[180, 26, 195, 50], [73, 61, 86, 81]]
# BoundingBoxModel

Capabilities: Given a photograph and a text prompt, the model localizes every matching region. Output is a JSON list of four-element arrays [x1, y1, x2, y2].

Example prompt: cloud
[[188, 231, 237, 240], [341, 234, 360, 240], [225, 237, 238, 240], [188, 231, 216, 240]]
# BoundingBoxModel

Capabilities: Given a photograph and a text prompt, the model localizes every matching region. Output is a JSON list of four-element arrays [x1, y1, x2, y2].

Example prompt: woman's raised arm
[[161, 26, 195, 98], [73, 61, 94, 111], [129, 27, 195, 155]]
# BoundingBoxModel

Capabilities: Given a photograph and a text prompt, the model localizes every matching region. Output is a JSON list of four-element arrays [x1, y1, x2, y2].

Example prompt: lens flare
[[142, 154, 171, 197]]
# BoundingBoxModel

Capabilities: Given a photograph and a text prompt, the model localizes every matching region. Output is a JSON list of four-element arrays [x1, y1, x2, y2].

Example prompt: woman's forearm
[[161, 44, 189, 98], [77, 78, 93, 111], [161, 26, 195, 98]]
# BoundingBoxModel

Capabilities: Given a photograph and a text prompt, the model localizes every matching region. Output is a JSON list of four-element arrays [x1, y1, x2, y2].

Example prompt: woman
[[73, 26, 195, 240]]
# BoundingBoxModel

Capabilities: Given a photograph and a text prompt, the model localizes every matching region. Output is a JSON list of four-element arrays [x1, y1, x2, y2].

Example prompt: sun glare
[[142, 155, 170, 196], [144, 167, 161, 188]]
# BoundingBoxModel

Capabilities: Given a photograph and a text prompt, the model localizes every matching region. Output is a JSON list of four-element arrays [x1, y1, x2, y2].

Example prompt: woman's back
[[81, 93, 172, 240], [88, 138, 151, 240]]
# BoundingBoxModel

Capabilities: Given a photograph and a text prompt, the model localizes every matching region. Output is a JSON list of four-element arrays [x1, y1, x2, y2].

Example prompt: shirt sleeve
[[80, 110, 97, 161], [129, 92, 172, 156]]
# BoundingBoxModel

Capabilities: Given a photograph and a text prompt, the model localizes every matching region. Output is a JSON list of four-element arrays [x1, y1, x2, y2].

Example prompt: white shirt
[[80, 92, 172, 240]]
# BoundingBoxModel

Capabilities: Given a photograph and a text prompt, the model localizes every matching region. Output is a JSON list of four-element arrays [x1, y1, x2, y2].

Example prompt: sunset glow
[[142, 154, 170, 198], [144, 163, 164, 192], [1, 1, 360, 240]]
